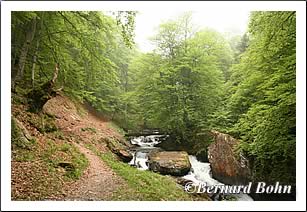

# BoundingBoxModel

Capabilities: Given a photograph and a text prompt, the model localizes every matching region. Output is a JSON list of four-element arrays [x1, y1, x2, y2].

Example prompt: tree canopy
[[226, 12, 296, 185], [11, 11, 296, 188]]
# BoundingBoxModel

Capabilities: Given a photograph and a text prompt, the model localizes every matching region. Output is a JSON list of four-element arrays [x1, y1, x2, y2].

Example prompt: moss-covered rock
[[105, 138, 133, 162], [12, 117, 36, 150], [28, 114, 58, 133]]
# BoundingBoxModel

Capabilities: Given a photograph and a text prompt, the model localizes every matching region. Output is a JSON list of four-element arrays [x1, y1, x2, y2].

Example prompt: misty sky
[[134, 10, 251, 52]]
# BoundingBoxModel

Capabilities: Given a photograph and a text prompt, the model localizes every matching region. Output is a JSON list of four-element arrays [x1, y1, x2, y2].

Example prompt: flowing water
[[183, 155, 253, 201], [128, 147, 156, 170], [128, 135, 167, 170], [130, 135, 165, 147], [128, 135, 253, 201]]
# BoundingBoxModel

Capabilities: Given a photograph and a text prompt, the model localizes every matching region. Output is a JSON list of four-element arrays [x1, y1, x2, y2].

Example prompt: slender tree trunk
[[31, 39, 39, 89], [123, 65, 128, 123], [12, 17, 37, 90], [51, 63, 59, 85], [31, 13, 44, 89]]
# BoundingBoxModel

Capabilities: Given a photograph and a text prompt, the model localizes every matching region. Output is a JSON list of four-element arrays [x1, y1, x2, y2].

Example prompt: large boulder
[[148, 151, 191, 176], [208, 130, 251, 185]]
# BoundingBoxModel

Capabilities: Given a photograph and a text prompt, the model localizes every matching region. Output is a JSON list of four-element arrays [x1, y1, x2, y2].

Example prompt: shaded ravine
[[64, 143, 125, 200], [128, 135, 253, 201]]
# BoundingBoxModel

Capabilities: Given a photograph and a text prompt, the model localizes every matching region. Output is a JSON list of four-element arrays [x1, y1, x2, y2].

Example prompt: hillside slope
[[12, 94, 205, 201]]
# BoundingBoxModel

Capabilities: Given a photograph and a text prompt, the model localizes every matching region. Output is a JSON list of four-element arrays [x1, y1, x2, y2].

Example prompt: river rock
[[208, 130, 251, 185], [105, 138, 133, 162], [148, 151, 191, 176]]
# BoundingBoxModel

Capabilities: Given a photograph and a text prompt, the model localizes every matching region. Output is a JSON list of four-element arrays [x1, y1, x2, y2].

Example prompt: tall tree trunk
[[31, 13, 44, 89], [12, 17, 37, 91], [123, 65, 129, 124]]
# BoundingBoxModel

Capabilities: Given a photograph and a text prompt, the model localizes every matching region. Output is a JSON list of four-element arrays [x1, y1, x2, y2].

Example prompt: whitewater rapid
[[183, 155, 253, 201], [128, 135, 253, 201]]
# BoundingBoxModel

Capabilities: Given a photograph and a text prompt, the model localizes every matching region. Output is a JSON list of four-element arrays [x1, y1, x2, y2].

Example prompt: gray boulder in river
[[148, 151, 191, 176]]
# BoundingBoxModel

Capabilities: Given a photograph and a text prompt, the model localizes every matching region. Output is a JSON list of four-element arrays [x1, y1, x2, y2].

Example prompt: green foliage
[[12, 11, 136, 125], [80, 127, 97, 133], [11, 118, 37, 150], [52, 130, 65, 140], [64, 145, 88, 180], [11, 117, 23, 146], [115, 11, 137, 48], [59, 143, 71, 152], [228, 33, 249, 63], [225, 12, 296, 185], [129, 16, 231, 144], [28, 114, 58, 133], [106, 122, 126, 136], [12, 118, 36, 162], [12, 94, 28, 105], [41, 140, 58, 164], [42, 140, 88, 180], [11, 11, 296, 188]]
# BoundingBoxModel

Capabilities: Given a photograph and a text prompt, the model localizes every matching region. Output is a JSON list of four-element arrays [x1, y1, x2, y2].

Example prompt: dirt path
[[12, 95, 129, 200], [42, 95, 127, 200], [64, 143, 124, 200]]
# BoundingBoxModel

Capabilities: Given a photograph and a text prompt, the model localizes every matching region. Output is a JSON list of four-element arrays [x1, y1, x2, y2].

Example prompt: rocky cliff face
[[208, 130, 251, 185]]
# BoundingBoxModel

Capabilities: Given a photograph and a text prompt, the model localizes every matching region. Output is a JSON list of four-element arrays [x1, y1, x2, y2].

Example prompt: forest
[[11, 11, 296, 201]]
